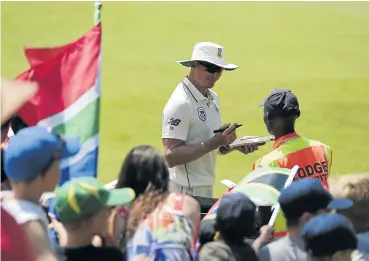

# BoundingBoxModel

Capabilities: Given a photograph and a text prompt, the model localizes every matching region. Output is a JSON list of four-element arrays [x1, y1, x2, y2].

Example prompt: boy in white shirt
[[1, 126, 80, 261]]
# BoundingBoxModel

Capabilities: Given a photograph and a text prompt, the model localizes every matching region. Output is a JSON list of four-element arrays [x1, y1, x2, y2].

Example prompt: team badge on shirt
[[197, 107, 206, 121]]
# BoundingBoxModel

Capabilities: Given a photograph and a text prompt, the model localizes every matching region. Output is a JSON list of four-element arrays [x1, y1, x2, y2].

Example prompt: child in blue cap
[[301, 213, 358, 261], [1, 126, 80, 261]]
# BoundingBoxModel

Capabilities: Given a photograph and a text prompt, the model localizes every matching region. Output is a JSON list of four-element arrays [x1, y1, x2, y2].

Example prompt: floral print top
[[126, 193, 194, 261]]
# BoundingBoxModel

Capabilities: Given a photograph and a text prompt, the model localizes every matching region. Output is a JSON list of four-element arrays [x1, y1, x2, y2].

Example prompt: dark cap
[[216, 192, 256, 240], [259, 88, 300, 118], [301, 213, 357, 257], [278, 179, 353, 221], [199, 219, 217, 246]]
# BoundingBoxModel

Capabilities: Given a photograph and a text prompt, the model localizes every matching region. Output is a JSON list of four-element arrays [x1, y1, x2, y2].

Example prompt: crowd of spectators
[[1, 122, 368, 261]]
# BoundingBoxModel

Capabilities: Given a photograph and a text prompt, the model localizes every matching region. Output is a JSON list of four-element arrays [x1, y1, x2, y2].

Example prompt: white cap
[[176, 42, 239, 71]]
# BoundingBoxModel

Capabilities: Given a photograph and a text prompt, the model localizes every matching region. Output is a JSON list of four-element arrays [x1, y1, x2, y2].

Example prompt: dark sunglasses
[[41, 132, 65, 174], [198, 61, 224, 74]]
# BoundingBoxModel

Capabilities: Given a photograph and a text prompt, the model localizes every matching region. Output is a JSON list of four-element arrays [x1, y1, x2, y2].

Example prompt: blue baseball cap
[[278, 179, 353, 220], [216, 192, 257, 240], [301, 213, 357, 257], [4, 126, 80, 182]]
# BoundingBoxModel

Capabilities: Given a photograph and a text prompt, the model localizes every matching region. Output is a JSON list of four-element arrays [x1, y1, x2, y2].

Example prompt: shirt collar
[[273, 132, 300, 149], [183, 77, 214, 102]]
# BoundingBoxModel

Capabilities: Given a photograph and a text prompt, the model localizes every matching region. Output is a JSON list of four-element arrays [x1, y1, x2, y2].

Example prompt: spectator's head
[[4, 126, 80, 195], [329, 174, 369, 234], [301, 213, 357, 261], [198, 219, 217, 249], [215, 192, 257, 244], [116, 145, 169, 198], [54, 177, 135, 238], [126, 147, 171, 240], [279, 179, 353, 229], [259, 89, 300, 137]]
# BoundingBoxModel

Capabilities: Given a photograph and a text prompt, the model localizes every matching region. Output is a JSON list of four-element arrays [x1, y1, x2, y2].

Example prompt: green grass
[[2, 2, 369, 197]]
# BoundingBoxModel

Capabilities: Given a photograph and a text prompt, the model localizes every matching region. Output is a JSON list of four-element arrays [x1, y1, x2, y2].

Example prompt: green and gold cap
[[54, 177, 135, 222]]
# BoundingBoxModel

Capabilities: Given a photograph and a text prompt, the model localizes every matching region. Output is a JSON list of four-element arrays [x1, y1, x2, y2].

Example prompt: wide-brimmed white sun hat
[[176, 42, 239, 71]]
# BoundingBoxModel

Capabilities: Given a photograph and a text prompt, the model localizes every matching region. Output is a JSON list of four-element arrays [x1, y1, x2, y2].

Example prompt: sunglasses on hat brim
[[197, 61, 224, 74]]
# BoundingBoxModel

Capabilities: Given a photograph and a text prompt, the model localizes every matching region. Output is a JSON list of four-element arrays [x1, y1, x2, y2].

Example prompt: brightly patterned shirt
[[126, 193, 194, 261]]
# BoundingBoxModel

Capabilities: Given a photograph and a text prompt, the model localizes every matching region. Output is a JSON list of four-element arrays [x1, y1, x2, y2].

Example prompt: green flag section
[[52, 98, 100, 144], [15, 23, 102, 185], [202, 167, 292, 237]]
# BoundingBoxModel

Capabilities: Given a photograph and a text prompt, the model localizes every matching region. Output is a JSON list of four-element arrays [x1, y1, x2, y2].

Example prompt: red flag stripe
[[16, 23, 101, 126], [24, 45, 69, 67]]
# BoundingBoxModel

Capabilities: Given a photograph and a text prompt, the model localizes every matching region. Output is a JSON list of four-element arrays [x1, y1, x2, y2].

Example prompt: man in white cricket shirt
[[162, 42, 261, 197]]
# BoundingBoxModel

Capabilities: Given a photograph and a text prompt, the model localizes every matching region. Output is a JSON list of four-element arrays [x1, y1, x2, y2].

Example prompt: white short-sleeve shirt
[[1, 191, 53, 247], [162, 77, 222, 187]]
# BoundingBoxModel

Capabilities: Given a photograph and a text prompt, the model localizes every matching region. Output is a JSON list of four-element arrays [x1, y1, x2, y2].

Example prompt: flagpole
[[94, 2, 102, 25], [94, 1, 102, 180]]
